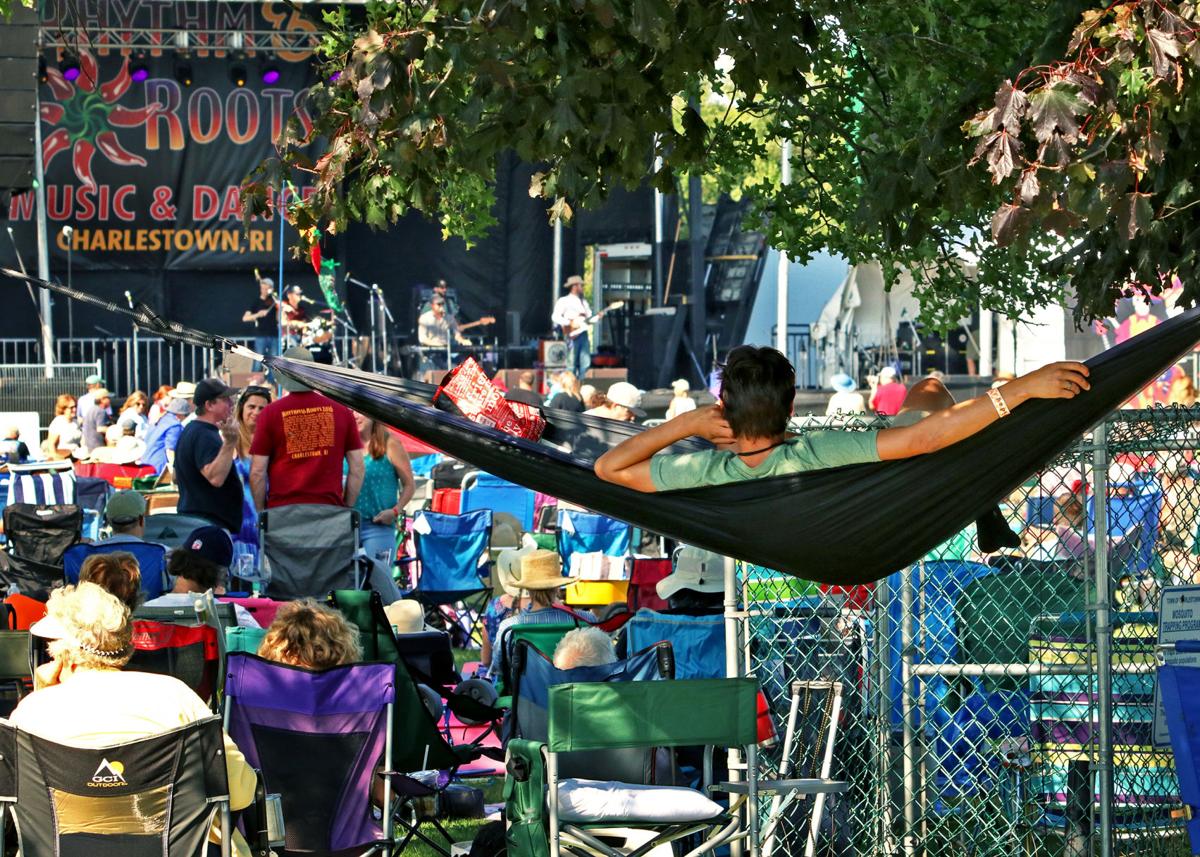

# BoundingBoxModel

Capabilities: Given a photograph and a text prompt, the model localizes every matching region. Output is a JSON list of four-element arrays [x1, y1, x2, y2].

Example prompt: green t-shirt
[[649, 430, 880, 491]]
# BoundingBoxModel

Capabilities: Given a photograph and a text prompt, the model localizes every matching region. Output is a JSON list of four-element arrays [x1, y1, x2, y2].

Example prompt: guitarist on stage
[[418, 294, 472, 370], [242, 272, 279, 366], [551, 274, 592, 379]]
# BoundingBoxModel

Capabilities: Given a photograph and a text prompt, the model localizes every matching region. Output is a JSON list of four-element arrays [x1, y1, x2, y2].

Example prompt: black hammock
[[2, 265, 1196, 585], [263, 305, 1200, 586]]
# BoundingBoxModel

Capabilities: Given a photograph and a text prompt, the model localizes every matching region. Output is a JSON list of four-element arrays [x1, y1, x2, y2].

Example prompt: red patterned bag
[[433, 357, 545, 441]]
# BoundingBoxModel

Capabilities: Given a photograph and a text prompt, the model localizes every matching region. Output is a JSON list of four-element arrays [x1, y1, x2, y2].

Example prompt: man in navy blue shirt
[[174, 379, 242, 532]]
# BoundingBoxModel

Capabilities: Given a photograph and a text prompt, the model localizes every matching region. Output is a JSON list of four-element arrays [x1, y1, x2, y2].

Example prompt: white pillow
[[557, 778, 724, 824]]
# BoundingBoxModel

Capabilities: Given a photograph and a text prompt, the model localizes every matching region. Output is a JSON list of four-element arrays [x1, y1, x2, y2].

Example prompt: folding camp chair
[[508, 639, 675, 783], [1158, 663, 1200, 852], [223, 652, 397, 856], [259, 504, 366, 600], [64, 540, 169, 599], [143, 512, 215, 549], [0, 717, 235, 857], [226, 625, 267, 655], [525, 679, 846, 857], [410, 509, 492, 644], [4, 461, 75, 507], [0, 503, 81, 599], [557, 510, 630, 606], [494, 622, 583, 697], [0, 630, 30, 717], [461, 473, 537, 531], [624, 610, 726, 680], [219, 596, 284, 629], [132, 593, 236, 709]]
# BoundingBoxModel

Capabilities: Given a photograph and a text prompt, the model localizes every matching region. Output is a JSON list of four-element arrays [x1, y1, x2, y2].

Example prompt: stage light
[[261, 63, 280, 85], [328, 70, 341, 83], [60, 52, 81, 82], [174, 59, 193, 87], [130, 54, 149, 83], [230, 65, 247, 87]]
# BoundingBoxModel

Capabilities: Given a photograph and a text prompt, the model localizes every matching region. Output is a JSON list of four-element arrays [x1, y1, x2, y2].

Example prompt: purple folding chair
[[223, 652, 396, 856]]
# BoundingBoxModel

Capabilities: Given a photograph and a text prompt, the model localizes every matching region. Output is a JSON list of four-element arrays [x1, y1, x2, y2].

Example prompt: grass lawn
[[401, 776, 505, 857]]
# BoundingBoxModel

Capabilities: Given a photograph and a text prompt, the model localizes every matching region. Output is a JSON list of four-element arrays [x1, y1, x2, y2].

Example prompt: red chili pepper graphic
[[42, 127, 71, 170], [43, 67, 73, 101], [75, 50, 99, 93], [100, 57, 131, 103], [109, 104, 161, 127], [40, 103, 64, 125], [73, 138, 97, 190], [94, 130, 146, 167]]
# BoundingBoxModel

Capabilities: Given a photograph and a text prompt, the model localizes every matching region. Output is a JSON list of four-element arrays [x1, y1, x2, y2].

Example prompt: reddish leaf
[[1029, 84, 1082, 144], [1042, 207, 1081, 237], [1147, 28, 1182, 78], [986, 130, 1022, 183], [991, 202, 1031, 246], [1018, 168, 1040, 204], [1112, 191, 1154, 244], [1064, 71, 1102, 105], [992, 79, 1029, 130]]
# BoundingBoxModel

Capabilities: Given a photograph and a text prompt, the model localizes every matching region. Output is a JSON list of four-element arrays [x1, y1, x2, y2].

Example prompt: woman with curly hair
[[257, 598, 362, 670]]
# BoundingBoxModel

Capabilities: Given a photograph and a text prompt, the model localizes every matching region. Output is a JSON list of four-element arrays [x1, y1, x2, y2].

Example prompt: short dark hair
[[719, 346, 795, 438], [166, 549, 223, 590]]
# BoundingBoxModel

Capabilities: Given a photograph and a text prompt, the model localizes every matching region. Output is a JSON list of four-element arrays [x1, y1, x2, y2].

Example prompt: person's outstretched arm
[[594, 405, 735, 492], [877, 362, 1090, 459]]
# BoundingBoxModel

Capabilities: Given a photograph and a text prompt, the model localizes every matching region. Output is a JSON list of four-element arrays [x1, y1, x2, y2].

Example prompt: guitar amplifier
[[540, 340, 569, 368]]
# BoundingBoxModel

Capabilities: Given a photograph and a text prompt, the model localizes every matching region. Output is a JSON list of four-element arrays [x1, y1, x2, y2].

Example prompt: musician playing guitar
[[242, 271, 279, 364], [551, 274, 593, 378], [417, 295, 496, 371]]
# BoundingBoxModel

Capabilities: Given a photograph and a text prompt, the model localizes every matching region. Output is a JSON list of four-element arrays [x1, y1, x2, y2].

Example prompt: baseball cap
[[193, 378, 235, 408], [180, 526, 234, 569], [85, 374, 104, 385], [606, 381, 645, 417], [104, 490, 146, 525]]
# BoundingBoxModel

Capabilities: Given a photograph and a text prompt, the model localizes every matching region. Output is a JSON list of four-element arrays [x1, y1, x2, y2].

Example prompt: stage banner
[[5, 1, 319, 271]]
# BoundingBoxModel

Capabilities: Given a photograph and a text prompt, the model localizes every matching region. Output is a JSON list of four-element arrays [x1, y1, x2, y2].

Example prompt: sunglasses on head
[[241, 386, 272, 400]]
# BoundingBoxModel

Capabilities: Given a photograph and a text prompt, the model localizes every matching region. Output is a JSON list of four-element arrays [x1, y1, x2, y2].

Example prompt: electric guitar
[[564, 301, 625, 339], [457, 315, 496, 333]]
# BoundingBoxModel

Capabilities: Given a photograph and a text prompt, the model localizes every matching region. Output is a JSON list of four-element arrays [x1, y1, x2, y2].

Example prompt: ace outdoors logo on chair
[[88, 758, 128, 789]]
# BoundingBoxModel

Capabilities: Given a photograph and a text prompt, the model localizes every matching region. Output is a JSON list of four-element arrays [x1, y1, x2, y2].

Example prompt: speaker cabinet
[[0, 8, 37, 191], [539, 339, 568, 368]]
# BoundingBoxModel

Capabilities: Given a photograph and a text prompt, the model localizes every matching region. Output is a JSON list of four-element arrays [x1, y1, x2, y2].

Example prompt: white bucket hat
[[658, 546, 727, 600], [495, 534, 538, 597]]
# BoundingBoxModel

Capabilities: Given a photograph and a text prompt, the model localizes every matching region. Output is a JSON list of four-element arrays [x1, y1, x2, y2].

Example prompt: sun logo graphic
[[40, 49, 160, 192], [89, 758, 127, 788]]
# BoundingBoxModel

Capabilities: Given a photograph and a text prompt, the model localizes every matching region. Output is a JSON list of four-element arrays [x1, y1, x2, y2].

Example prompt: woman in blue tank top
[[351, 411, 416, 587]]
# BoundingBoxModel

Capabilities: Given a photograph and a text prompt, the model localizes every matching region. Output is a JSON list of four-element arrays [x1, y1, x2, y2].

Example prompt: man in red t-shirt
[[869, 366, 908, 416], [249, 347, 364, 512]]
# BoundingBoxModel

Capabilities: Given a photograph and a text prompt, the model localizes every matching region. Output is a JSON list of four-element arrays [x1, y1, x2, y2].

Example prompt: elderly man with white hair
[[552, 626, 617, 670]]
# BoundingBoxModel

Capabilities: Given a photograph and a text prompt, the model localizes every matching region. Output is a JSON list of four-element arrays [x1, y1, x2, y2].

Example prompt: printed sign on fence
[[1153, 585, 1200, 745]]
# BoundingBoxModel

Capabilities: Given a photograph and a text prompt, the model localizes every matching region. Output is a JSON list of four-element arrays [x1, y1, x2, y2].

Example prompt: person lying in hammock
[[595, 346, 1091, 552]]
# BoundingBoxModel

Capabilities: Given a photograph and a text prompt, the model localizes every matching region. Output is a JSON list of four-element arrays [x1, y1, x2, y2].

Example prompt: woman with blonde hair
[[257, 598, 362, 669], [43, 393, 82, 459], [11, 583, 257, 856], [116, 390, 151, 439]]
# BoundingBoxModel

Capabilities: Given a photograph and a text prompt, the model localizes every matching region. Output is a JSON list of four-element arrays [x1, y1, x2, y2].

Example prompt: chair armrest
[[495, 695, 512, 708], [713, 778, 849, 797], [240, 771, 286, 856]]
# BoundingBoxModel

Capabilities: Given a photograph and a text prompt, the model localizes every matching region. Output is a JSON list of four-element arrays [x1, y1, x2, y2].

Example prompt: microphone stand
[[373, 284, 393, 373], [125, 290, 139, 393], [346, 276, 382, 373]]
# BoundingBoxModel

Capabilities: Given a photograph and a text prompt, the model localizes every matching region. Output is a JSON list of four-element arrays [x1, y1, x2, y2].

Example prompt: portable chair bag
[[260, 505, 363, 600], [224, 653, 397, 854], [3, 503, 81, 565], [0, 717, 230, 857]]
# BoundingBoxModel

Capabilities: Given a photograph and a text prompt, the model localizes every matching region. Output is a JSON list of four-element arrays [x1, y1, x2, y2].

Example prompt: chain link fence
[[745, 406, 1200, 857]]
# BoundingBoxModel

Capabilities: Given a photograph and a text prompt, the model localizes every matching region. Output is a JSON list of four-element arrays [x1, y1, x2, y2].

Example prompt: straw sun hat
[[499, 548, 576, 593]]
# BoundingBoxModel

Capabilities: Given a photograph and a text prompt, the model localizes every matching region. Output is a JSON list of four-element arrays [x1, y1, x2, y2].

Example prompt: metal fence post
[[901, 561, 917, 856], [1091, 420, 1114, 857]]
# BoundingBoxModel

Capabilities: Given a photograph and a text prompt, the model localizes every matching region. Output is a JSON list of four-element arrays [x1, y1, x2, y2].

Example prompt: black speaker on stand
[[0, 7, 37, 194], [629, 311, 686, 391]]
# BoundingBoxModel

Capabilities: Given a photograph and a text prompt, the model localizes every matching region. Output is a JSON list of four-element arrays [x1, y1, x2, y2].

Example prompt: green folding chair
[[226, 625, 268, 655]]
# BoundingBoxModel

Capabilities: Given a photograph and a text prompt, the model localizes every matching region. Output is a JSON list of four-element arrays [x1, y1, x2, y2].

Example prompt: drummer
[[281, 285, 309, 348]]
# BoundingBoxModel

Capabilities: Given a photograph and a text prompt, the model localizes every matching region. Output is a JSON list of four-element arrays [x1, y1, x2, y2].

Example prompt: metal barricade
[[0, 363, 100, 428]]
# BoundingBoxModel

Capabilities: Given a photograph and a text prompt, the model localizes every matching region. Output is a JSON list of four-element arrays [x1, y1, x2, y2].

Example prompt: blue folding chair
[[556, 509, 630, 568], [508, 638, 675, 781], [1159, 662, 1200, 852], [411, 509, 492, 645], [63, 540, 169, 599], [461, 472, 536, 531], [624, 610, 726, 680]]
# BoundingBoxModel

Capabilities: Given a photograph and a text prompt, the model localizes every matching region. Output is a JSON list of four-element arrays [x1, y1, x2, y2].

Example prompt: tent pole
[[725, 556, 744, 857], [552, 217, 562, 316], [32, 84, 54, 379]]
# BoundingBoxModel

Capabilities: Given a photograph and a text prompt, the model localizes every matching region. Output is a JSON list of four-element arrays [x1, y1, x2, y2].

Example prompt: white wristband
[[987, 388, 1011, 418]]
